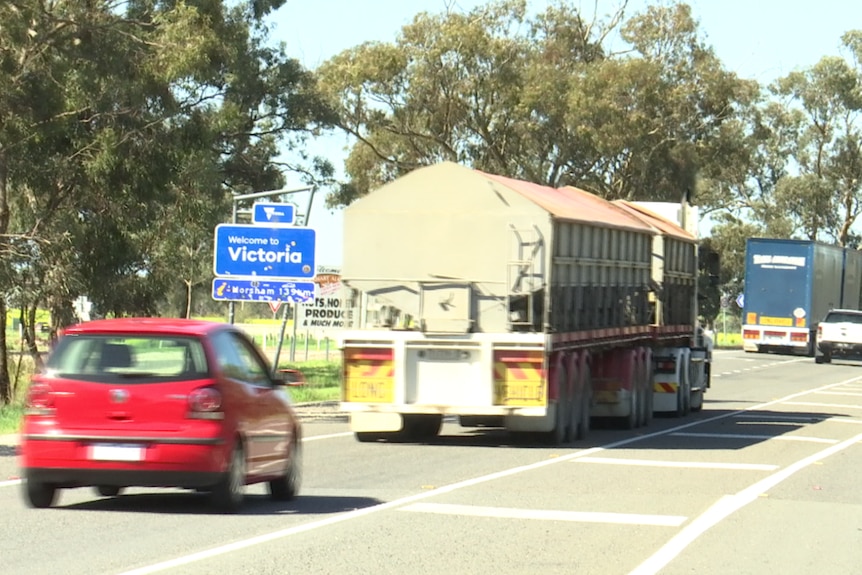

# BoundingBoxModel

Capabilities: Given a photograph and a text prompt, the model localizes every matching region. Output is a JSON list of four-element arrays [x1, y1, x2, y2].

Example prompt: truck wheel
[[640, 360, 654, 426], [675, 357, 690, 418], [624, 385, 639, 429], [575, 366, 592, 440], [401, 414, 442, 441], [690, 388, 704, 412], [545, 369, 569, 445]]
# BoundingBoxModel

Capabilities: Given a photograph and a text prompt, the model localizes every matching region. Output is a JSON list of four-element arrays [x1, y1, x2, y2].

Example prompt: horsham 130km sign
[[213, 224, 316, 279]]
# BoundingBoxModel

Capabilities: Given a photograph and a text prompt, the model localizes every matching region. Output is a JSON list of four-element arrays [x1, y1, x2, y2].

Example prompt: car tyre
[[95, 485, 123, 497], [269, 442, 301, 501], [24, 477, 57, 509], [212, 442, 246, 513]]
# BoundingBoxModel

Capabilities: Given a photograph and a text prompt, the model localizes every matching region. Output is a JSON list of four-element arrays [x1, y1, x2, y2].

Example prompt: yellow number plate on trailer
[[493, 350, 546, 407], [343, 349, 395, 403]]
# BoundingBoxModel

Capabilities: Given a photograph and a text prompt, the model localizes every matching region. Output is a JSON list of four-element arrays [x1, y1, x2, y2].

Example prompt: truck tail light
[[654, 358, 676, 373], [188, 387, 224, 420]]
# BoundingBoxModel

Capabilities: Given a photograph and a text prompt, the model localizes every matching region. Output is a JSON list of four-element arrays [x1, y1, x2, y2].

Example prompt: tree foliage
[[0, 0, 334, 403], [317, 0, 758, 209]]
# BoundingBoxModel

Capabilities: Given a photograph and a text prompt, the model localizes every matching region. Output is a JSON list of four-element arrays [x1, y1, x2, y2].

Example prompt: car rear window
[[44, 334, 209, 383], [824, 312, 862, 324]]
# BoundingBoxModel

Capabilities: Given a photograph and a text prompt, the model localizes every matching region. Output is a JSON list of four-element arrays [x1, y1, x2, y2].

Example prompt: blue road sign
[[212, 279, 315, 303], [252, 202, 295, 225], [213, 224, 316, 279], [736, 293, 744, 308]]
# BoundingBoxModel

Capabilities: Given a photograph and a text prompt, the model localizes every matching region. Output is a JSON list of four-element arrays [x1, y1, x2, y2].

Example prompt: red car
[[19, 318, 302, 512]]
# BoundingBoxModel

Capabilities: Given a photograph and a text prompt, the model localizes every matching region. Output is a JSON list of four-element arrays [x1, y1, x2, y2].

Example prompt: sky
[[269, 0, 862, 267]]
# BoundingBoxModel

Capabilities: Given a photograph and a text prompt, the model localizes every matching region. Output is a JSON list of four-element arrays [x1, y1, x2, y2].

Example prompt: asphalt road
[[2, 349, 861, 575]]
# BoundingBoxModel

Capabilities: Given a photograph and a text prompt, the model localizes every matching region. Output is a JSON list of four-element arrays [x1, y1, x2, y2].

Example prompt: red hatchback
[[19, 318, 302, 512]]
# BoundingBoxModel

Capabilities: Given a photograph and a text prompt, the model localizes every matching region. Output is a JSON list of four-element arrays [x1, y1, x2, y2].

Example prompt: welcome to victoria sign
[[211, 209, 317, 304]]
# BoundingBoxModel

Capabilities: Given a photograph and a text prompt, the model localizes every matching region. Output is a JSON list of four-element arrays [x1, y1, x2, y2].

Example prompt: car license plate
[[89, 443, 145, 462]]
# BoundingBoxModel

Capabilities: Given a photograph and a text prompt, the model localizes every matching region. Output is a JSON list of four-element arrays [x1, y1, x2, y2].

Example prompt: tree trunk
[[0, 149, 11, 404], [0, 300, 10, 404], [21, 306, 45, 372]]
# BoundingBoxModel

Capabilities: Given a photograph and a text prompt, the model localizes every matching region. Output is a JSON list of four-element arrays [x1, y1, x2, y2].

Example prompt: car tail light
[[26, 382, 56, 415], [188, 387, 224, 420]]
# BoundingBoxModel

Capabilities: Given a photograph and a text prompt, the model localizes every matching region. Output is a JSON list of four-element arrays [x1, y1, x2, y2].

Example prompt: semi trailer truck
[[338, 162, 713, 443], [741, 238, 862, 355]]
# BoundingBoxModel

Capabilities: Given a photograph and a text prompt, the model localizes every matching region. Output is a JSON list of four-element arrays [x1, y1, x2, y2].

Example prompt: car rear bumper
[[23, 467, 223, 489], [20, 434, 228, 483], [818, 341, 862, 355]]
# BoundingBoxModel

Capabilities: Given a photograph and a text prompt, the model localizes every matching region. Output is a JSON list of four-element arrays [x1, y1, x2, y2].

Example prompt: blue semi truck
[[741, 238, 862, 355]]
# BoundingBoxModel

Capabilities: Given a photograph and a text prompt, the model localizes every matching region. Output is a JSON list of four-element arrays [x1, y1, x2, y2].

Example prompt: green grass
[[0, 353, 36, 435], [279, 360, 341, 403], [715, 332, 742, 347], [0, 403, 23, 435]]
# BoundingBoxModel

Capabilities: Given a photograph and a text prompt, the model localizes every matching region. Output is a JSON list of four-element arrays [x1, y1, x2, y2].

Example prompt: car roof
[[827, 309, 862, 314], [61, 318, 231, 337]]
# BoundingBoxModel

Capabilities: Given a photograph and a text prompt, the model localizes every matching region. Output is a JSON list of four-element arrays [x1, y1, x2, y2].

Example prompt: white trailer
[[339, 162, 712, 443]]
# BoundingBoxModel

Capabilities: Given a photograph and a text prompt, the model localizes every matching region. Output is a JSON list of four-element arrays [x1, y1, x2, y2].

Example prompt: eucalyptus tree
[[767, 31, 862, 246], [0, 0, 334, 403], [317, 0, 757, 210]]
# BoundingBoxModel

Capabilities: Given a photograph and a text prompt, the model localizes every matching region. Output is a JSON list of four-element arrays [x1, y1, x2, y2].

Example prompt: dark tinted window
[[210, 331, 272, 387], [824, 312, 862, 324], [45, 335, 208, 383]]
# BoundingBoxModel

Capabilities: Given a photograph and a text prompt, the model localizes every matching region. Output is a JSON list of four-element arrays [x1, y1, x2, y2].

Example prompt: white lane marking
[[116, 373, 862, 575], [0, 432, 355, 490], [629, 430, 862, 575], [575, 457, 777, 471], [827, 417, 862, 425], [400, 502, 687, 527], [671, 432, 838, 444], [783, 401, 862, 410], [815, 391, 862, 397], [302, 432, 353, 441]]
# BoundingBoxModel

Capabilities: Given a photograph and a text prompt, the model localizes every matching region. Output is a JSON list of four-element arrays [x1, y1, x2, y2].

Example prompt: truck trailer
[[741, 238, 862, 356], [338, 162, 712, 444]]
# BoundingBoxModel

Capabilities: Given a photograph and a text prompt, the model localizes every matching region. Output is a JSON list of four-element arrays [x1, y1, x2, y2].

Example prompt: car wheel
[[24, 476, 57, 509], [212, 442, 246, 513], [269, 441, 301, 501], [95, 485, 123, 497]]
